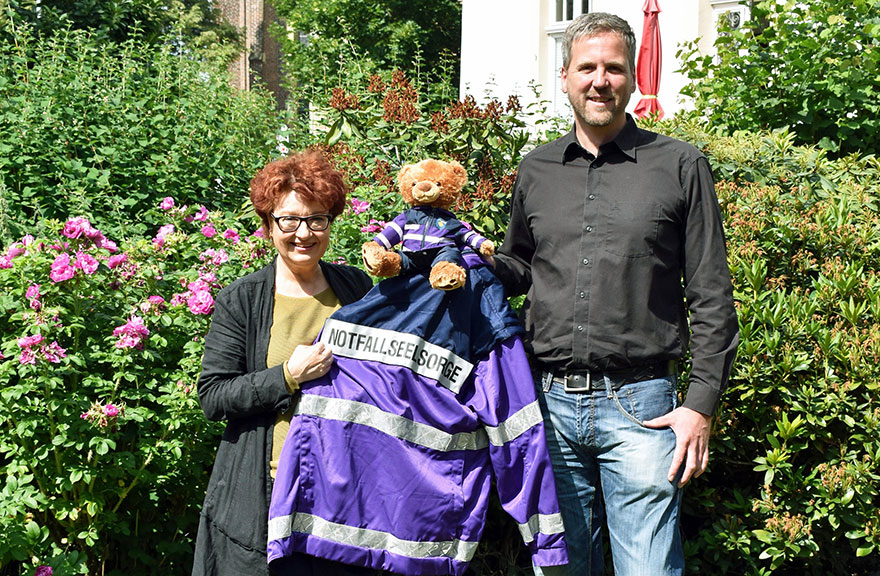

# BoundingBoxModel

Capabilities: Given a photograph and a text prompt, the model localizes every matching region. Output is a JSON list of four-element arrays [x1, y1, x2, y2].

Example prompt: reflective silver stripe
[[296, 395, 489, 451], [402, 233, 453, 245], [269, 512, 480, 563], [268, 514, 293, 542], [388, 221, 406, 237], [375, 233, 393, 249], [517, 512, 566, 543], [484, 401, 543, 446], [319, 318, 473, 392]]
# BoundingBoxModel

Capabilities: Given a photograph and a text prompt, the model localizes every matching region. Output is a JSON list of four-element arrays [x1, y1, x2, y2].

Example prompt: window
[[547, 1, 590, 118], [555, 0, 589, 23], [552, 35, 573, 118], [710, 2, 750, 37], [709, 1, 750, 60]]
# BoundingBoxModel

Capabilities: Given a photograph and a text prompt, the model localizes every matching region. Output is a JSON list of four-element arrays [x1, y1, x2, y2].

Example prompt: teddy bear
[[361, 158, 495, 291]]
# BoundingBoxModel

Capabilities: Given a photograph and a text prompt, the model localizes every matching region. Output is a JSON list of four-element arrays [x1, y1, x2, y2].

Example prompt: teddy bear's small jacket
[[373, 206, 490, 255], [267, 258, 569, 576]]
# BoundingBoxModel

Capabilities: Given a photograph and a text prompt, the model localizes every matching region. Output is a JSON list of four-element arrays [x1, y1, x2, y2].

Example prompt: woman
[[192, 150, 374, 576]]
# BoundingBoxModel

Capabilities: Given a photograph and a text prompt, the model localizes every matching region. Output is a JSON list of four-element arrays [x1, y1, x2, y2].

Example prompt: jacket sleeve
[[197, 283, 291, 422], [459, 226, 488, 252], [372, 212, 407, 250], [468, 336, 568, 567]]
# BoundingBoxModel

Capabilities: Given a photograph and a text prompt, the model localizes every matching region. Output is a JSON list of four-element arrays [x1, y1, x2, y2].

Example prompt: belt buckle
[[563, 371, 592, 393]]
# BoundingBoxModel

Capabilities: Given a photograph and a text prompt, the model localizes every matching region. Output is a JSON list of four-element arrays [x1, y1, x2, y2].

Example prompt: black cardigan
[[192, 259, 372, 576]]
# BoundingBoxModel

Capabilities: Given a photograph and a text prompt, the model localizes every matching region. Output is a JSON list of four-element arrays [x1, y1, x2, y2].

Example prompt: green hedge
[[0, 22, 280, 245], [652, 119, 880, 575]]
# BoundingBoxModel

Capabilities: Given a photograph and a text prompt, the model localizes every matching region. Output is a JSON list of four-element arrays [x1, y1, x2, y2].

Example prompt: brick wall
[[216, 0, 287, 109]]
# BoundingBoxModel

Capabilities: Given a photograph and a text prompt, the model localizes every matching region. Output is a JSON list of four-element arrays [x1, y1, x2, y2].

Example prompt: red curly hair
[[250, 149, 348, 237]]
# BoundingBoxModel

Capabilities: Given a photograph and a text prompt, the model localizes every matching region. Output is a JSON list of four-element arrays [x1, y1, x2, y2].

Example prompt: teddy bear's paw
[[361, 242, 401, 277], [479, 240, 495, 257], [429, 261, 466, 291]]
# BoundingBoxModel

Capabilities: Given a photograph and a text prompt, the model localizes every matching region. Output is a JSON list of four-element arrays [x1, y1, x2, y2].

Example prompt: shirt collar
[[561, 114, 640, 164]]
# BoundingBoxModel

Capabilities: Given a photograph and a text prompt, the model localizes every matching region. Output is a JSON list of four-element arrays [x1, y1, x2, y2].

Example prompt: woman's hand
[[286, 342, 334, 384]]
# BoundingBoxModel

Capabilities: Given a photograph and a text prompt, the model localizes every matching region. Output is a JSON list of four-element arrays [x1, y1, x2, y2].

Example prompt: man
[[490, 12, 739, 576]]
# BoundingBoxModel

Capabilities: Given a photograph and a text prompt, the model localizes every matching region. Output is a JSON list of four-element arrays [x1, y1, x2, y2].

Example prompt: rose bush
[[0, 204, 273, 574]]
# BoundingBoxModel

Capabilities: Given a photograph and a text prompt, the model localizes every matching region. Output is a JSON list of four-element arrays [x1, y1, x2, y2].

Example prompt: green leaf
[[25, 521, 40, 540]]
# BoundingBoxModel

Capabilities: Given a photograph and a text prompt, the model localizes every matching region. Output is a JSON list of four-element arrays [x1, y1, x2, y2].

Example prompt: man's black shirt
[[494, 116, 739, 415]]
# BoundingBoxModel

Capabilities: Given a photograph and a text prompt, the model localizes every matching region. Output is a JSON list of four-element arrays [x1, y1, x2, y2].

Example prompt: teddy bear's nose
[[413, 181, 439, 201]]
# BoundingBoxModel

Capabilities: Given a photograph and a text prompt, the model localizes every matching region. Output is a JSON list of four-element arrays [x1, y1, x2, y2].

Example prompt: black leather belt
[[541, 361, 674, 393]]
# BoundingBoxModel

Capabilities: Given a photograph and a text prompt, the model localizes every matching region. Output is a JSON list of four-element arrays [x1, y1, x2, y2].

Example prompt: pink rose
[[50, 253, 76, 283], [101, 238, 119, 253], [7, 243, 25, 259], [186, 290, 214, 315], [18, 334, 45, 348], [188, 279, 211, 293], [83, 226, 104, 243], [360, 219, 386, 234], [350, 198, 371, 214], [42, 341, 67, 363], [153, 224, 175, 248], [18, 347, 37, 365], [62, 217, 91, 239], [108, 253, 128, 269], [113, 315, 150, 349], [103, 403, 119, 418], [201, 224, 216, 238], [223, 229, 240, 244], [74, 251, 99, 275], [160, 197, 175, 210]]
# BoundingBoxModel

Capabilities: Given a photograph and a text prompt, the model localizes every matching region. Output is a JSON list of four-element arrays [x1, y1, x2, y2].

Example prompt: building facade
[[459, 0, 750, 119]]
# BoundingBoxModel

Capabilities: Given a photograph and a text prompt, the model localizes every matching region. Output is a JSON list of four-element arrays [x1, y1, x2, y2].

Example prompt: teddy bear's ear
[[397, 164, 414, 189], [448, 161, 468, 189]]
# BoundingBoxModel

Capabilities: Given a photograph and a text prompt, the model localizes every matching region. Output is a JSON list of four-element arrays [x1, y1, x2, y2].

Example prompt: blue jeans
[[533, 372, 684, 576]]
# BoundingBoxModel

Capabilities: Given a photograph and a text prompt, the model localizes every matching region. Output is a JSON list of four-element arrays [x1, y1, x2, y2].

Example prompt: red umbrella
[[634, 0, 664, 119]]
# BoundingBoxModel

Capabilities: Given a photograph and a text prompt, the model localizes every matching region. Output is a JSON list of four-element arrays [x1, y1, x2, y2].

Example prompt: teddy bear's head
[[397, 159, 467, 209]]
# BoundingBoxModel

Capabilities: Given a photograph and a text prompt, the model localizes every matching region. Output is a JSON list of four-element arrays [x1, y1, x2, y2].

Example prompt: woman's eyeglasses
[[270, 213, 333, 232]]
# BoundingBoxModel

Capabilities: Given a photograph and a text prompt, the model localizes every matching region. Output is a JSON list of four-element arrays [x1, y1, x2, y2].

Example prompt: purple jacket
[[267, 260, 568, 575]]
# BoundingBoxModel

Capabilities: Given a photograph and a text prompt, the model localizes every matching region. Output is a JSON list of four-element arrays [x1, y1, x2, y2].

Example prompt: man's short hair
[[562, 12, 636, 74]]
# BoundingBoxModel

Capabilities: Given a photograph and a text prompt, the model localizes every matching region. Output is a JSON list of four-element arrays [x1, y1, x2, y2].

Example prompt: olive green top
[[268, 288, 340, 477]]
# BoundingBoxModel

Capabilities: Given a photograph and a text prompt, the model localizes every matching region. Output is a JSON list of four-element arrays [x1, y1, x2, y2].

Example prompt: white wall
[[459, 0, 543, 108]]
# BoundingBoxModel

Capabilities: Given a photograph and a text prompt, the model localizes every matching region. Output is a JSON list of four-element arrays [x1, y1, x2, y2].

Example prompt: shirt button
[[582, 258, 590, 265], [588, 194, 596, 200], [577, 325, 584, 332], [579, 291, 585, 298], [585, 226, 593, 233]]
